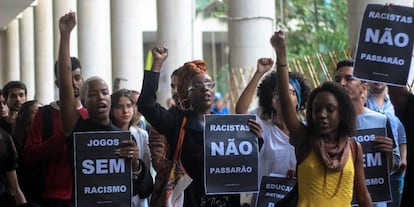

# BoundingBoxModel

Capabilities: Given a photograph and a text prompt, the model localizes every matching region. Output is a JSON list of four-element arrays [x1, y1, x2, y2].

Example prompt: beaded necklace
[[322, 167, 344, 199]]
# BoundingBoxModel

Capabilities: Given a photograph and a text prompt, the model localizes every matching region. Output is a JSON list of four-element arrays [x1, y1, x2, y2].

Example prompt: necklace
[[323, 167, 343, 199]]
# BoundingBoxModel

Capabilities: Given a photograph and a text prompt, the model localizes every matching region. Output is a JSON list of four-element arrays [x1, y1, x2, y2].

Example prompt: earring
[[180, 99, 193, 111]]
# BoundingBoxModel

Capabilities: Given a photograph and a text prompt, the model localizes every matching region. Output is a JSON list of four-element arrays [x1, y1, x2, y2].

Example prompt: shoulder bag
[[150, 117, 193, 207]]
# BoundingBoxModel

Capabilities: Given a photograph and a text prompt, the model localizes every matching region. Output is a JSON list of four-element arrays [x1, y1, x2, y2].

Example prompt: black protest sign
[[353, 4, 414, 86], [204, 114, 258, 194], [256, 176, 297, 207], [352, 128, 391, 204], [74, 131, 132, 207]]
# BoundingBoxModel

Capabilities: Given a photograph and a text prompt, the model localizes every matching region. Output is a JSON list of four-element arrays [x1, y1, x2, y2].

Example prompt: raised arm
[[271, 31, 307, 143], [235, 58, 273, 114], [150, 46, 168, 73], [57, 12, 80, 137], [137, 46, 173, 135]]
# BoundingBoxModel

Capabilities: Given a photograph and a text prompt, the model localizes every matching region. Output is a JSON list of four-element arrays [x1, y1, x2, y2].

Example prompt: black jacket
[[138, 71, 239, 207]]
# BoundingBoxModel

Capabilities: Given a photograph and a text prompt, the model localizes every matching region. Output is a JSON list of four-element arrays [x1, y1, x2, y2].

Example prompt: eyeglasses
[[273, 89, 297, 97], [188, 82, 215, 91]]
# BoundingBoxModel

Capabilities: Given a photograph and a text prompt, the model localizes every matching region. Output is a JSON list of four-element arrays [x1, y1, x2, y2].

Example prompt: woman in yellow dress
[[271, 30, 372, 207]]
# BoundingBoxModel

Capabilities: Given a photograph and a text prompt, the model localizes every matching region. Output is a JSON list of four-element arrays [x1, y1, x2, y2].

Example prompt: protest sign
[[204, 114, 258, 194], [352, 128, 391, 204], [256, 175, 296, 207], [74, 131, 132, 207], [353, 4, 414, 86]]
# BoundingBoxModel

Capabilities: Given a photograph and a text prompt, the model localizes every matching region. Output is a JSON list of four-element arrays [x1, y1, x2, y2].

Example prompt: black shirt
[[0, 128, 18, 199]]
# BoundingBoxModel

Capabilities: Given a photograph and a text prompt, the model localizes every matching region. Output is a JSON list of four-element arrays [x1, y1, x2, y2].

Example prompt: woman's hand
[[151, 46, 168, 72], [248, 119, 263, 138], [115, 140, 139, 168], [270, 31, 287, 64], [257, 58, 274, 75]]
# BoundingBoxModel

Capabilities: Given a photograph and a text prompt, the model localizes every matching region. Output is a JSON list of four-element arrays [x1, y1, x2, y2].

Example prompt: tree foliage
[[197, 0, 350, 59], [277, 0, 349, 59]]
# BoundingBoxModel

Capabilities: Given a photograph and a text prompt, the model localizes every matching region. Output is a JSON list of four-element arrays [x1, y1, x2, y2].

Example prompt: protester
[[366, 82, 406, 207], [13, 100, 41, 201], [13, 100, 41, 155], [335, 59, 397, 207], [388, 85, 414, 207], [0, 128, 28, 207], [23, 57, 88, 206], [2, 81, 27, 114], [148, 68, 181, 173], [272, 30, 371, 206], [235, 58, 310, 206], [110, 88, 151, 207], [0, 81, 27, 135], [57, 11, 153, 202], [236, 57, 310, 179], [138, 45, 263, 206]]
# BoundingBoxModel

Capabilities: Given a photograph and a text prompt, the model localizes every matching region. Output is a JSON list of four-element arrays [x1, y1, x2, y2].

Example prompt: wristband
[[277, 62, 288, 67]]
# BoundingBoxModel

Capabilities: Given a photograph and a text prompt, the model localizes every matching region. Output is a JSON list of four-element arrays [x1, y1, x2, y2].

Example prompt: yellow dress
[[297, 148, 354, 207]]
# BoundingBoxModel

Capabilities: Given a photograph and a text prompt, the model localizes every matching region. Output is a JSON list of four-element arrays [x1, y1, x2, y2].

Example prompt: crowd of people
[[0, 10, 413, 207]]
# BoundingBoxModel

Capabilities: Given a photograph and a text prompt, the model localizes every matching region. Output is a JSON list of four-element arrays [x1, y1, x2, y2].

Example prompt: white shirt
[[257, 118, 296, 178], [130, 126, 151, 207]]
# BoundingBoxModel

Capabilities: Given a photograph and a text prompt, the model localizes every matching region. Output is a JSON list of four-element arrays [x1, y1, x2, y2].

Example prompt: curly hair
[[306, 81, 356, 138], [257, 71, 311, 120], [176, 60, 207, 102]]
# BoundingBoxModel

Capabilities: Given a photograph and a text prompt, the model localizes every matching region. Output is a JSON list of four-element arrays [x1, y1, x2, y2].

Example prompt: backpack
[[21, 105, 53, 204]]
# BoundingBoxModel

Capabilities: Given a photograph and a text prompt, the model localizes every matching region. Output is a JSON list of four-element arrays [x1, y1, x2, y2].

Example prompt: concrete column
[[111, 0, 144, 92], [77, 0, 112, 90], [347, 0, 414, 49], [5, 19, 20, 82], [192, 19, 203, 60], [156, 0, 194, 107], [0, 31, 6, 86], [53, 0, 78, 59], [34, 0, 54, 104], [19, 7, 35, 100], [227, 0, 275, 70]]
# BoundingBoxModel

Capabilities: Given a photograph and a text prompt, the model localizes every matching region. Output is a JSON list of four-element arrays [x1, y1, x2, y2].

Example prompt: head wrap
[[177, 60, 207, 100], [289, 78, 302, 110]]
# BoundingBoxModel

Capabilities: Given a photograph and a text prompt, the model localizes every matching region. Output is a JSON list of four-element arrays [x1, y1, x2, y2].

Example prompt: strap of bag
[[349, 138, 358, 164], [173, 116, 187, 161], [40, 105, 53, 141]]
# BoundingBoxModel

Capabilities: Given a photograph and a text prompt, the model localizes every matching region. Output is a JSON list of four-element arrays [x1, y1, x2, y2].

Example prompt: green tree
[[274, 0, 350, 85], [279, 0, 349, 58]]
